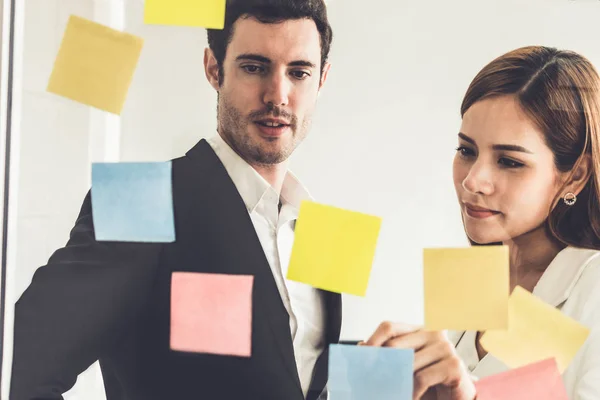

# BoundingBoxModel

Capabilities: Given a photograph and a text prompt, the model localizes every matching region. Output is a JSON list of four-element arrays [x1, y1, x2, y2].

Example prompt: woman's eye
[[498, 158, 524, 168], [455, 146, 475, 157]]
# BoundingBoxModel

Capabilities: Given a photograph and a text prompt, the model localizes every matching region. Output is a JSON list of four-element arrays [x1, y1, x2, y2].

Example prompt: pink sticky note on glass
[[475, 358, 568, 400], [170, 272, 253, 357]]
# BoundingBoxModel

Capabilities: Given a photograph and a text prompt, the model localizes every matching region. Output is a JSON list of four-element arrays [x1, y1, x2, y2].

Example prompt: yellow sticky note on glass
[[481, 286, 590, 373], [424, 246, 509, 330], [144, 0, 227, 29], [286, 201, 382, 296], [47, 15, 143, 115]]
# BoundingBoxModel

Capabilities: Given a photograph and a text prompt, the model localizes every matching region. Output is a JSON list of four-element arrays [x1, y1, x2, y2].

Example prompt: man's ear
[[204, 48, 221, 91], [317, 62, 331, 95], [563, 154, 593, 196]]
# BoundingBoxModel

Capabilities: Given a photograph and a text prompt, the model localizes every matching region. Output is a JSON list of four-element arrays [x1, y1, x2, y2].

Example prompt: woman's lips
[[464, 204, 501, 219]]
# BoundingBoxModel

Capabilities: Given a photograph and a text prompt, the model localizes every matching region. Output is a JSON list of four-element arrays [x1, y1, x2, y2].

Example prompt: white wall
[[4, 0, 107, 398], [0, 0, 11, 394], [4, 0, 600, 397]]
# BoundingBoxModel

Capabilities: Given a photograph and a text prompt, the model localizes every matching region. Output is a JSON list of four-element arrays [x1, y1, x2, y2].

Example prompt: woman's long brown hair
[[460, 46, 600, 250]]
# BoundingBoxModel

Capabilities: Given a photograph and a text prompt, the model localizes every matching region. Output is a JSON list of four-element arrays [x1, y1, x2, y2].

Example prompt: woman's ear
[[564, 154, 593, 196]]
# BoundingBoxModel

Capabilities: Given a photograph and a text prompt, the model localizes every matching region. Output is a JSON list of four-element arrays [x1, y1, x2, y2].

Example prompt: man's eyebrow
[[288, 60, 316, 68], [235, 54, 317, 69], [235, 54, 271, 63]]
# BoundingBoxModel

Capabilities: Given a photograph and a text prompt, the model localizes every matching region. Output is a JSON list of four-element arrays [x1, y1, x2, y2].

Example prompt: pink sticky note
[[475, 358, 568, 400], [170, 272, 253, 357]]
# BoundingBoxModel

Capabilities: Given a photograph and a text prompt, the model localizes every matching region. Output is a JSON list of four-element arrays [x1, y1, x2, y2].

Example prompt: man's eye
[[242, 65, 264, 74], [291, 71, 310, 79]]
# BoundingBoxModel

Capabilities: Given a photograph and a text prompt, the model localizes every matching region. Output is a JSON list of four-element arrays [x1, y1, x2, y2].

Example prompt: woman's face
[[453, 95, 565, 244]]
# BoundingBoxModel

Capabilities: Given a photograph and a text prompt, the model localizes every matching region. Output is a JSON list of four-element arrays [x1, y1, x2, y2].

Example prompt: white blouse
[[449, 247, 600, 400]]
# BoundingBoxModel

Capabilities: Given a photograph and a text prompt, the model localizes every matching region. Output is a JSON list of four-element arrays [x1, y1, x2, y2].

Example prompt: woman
[[365, 46, 600, 400]]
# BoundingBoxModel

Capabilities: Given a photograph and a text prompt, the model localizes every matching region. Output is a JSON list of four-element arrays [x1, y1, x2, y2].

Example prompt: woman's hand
[[363, 322, 477, 400]]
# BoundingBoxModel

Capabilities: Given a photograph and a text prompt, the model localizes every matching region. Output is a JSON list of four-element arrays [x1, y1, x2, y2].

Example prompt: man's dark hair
[[207, 0, 333, 85]]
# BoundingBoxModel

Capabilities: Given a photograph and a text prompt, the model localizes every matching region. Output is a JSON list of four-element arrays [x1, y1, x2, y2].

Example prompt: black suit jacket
[[10, 139, 342, 400]]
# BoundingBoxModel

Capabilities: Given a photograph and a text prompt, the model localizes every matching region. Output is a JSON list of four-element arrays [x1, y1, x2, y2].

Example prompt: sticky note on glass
[[475, 358, 568, 400], [144, 0, 226, 29], [423, 246, 509, 330], [329, 344, 414, 400], [91, 162, 175, 242], [47, 15, 143, 114], [481, 286, 590, 372], [171, 272, 253, 357], [286, 201, 382, 296]]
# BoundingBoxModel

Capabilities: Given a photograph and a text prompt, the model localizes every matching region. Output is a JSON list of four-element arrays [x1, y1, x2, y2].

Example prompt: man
[[10, 0, 341, 398]]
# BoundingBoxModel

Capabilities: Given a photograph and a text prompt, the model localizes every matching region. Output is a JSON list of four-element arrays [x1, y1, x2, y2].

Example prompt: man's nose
[[262, 72, 290, 107]]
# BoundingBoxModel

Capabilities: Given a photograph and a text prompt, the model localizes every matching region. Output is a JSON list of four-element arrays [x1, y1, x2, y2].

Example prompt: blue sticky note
[[328, 344, 414, 400], [91, 162, 175, 242]]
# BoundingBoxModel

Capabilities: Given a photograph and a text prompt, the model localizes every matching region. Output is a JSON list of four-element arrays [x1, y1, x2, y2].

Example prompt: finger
[[380, 330, 433, 352], [413, 356, 465, 400], [364, 321, 421, 347], [419, 388, 438, 400], [413, 340, 455, 372]]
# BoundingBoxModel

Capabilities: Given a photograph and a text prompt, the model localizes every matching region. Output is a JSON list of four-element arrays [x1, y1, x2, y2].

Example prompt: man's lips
[[254, 118, 290, 127], [254, 120, 290, 137]]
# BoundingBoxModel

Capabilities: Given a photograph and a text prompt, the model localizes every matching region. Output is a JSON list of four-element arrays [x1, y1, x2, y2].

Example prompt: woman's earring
[[564, 192, 577, 206]]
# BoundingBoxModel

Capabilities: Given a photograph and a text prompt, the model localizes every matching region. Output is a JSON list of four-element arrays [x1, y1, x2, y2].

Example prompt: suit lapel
[[184, 139, 303, 395], [326, 291, 342, 344], [307, 291, 342, 400]]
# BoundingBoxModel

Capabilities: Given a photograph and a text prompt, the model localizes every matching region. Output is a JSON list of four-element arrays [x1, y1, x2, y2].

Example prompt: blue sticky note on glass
[[91, 162, 175, 242], [328, 344, 414, 400]]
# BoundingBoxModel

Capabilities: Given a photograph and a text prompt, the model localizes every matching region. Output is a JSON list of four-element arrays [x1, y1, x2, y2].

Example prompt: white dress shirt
[[449, 246, 600, 400], [207, 134, 327, 397]]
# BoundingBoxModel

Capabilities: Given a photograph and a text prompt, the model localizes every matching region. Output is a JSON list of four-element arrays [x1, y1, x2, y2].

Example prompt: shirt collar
[[206, 133, 312, 213], [280, 169, 313, 210], [533, 246, 600, 307]]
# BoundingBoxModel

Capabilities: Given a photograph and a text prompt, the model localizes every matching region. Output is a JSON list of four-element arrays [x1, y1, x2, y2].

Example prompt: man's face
[[205, 16, 329, 167]]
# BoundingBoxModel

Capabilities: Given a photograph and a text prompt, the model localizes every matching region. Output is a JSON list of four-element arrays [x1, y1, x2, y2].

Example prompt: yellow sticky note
[[481, 286, 590, 373], [47, 15, 143, 115], [286, 201, 382, 296], [423, 246, 509, 330], [144, 0, 227, 29]]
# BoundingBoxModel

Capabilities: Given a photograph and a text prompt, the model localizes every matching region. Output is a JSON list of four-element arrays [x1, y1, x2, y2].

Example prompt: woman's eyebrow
[[458, 132, 533, 154]]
